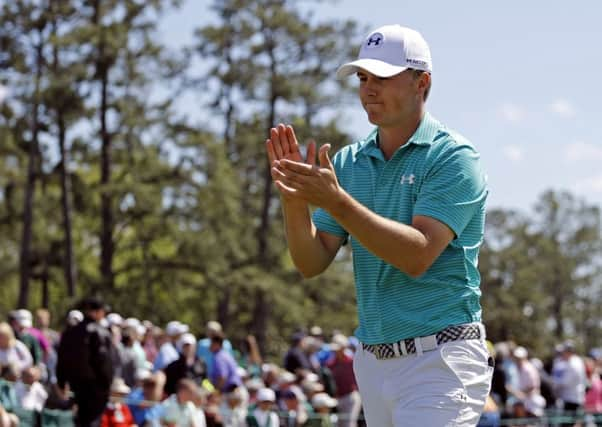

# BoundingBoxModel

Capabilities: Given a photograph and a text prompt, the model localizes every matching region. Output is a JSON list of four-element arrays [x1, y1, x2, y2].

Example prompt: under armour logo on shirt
[[366, 33, 383, 47], [400, 174, 415, 185]]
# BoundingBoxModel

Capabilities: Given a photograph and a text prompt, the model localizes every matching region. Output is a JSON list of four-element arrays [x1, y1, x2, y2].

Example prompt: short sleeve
[[413, 142, 487, 237]]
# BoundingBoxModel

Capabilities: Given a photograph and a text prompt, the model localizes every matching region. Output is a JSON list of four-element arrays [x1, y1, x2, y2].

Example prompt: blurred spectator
[[552, 340, 587, 418], [164, 332, 206, 395], [246, 387, 279, 427], [14, 365, 47, 411], [160, 378, 198, 427], [100, 378, 135, 427], [0, 402, 18, 427], [477, 395, 501, 427], [142, 323, 159, 364], [15, 309, 50, 362], [192, 386, 208, 427], [154, 321, 188, 372], [239, 335, 262, 379], [128, 372, 165, 426], [584, 357, 602, 413], [7, 311, 42, 367], [210, 333, 242, 393], [219, 386, 247, 427], [284, 332, 313, 376], [326, 334, 360, 427], [488, 343, 508, 408], [197, 321, 234, 380], [0, 367, 19, 417], [57, 296, 115, 427], [307, 392, 338, 427], [280, 388, 310, 427], [0, 322, 33, 374], [509, 346, 546, 417]]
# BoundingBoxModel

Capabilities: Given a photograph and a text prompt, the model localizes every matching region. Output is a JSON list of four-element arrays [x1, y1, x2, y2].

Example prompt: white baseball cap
[[257, 387, 276, 403], [311, 392, 338, 409], [337, 24, 432, 79]]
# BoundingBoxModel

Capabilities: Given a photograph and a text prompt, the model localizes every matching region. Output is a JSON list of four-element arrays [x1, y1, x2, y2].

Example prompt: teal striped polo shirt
[[313, 112, 488, 344]]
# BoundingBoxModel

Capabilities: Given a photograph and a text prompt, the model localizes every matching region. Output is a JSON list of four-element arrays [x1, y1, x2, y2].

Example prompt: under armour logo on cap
[[366, 33, 383, 47]]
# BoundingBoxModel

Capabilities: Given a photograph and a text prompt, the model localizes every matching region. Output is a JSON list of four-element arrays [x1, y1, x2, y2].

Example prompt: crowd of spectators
[[0, 299, 600, 427]]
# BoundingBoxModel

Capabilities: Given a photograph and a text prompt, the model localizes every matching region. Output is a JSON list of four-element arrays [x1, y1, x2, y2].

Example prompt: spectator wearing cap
[[7, 310, 43, 367], [154, 321, 188, 372], [57, 296, 115, 427], [160, 378, 198, 427], [326, 334, 360, 427], [0, 322, 33, 375], [284, 332, 313, 376], [280, 388, 310, 426], [307, 392, 338, 427], [196, 321, 234, 380], [509, 346, 546, 417], [552, 340, 587, 418], [100, 378, 135, 427], [209, 333, 242, 393], [246, 388, 279, 427], [164, 332, 206, 395], [219, 385, 247, 427], [127, 372, 165, 426]]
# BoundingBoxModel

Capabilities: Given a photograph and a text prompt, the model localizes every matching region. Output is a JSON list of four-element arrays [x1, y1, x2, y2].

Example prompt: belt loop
[[399, 340, 407, 356], [478, 323, 486, 340], [414, 338, 423, 356], [393, 342, 400, 358]]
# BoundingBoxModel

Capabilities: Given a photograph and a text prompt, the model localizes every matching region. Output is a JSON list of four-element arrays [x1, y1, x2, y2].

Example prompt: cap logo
[[366, 33, 383, 48]]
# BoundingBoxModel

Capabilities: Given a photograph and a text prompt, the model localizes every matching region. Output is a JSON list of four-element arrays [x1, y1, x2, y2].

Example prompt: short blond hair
[[0, 322, 16, 348]]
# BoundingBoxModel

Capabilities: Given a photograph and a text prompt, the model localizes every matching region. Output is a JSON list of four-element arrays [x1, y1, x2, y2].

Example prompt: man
[[7, 310, 43, 366], [154, 320, 187, 371], [209, 333, 241, 393], [196, 320, 233, 379], [283, 332, 313, 375], [509, 346, 546, 417], [552, 340, 587, 423], [164, 332, 206, 395], [266, 24, 492, 426], [326, 335, 360, 427], [57, 297, 115, 427]]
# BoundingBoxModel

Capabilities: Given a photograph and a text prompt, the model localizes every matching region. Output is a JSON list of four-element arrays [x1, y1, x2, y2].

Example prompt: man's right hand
[[266, 124, 316, 202]]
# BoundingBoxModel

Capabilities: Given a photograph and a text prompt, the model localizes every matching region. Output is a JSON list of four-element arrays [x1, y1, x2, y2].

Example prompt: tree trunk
[[18, 40, 43, 308], [58, 112, 77, 297], [97, 23, 114, 291]]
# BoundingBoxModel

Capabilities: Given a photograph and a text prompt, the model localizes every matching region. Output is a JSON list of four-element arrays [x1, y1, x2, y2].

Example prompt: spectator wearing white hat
[[307, 392, 338, 427], [154, 321, 188, 372], [510, 346, 546, 417], [246, 388, 279, 427], [552, 340, 587, 417], [7, 310, 43, 366], [100, 377, 135, 426], [164, 332, 206, 395], [326, 334, 360, 427], [196, 321, 234, 380]]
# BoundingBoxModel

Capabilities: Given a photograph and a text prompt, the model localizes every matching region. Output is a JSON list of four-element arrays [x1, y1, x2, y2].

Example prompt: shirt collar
[[355, 112, 441, 161]]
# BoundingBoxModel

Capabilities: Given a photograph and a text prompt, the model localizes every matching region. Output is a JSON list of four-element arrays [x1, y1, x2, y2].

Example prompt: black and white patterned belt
[[362, 323, 483, 360]]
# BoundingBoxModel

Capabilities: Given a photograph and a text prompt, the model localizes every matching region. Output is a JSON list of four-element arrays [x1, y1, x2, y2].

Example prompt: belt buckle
[[419, 334, 438, 352]]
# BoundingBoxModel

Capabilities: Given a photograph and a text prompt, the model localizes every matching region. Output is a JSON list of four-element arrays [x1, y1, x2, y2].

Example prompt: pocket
[[440, 340, 493, 404]]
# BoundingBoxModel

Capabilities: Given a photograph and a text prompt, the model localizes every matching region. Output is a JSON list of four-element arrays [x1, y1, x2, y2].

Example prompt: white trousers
[[353, 337, 493, 427]]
